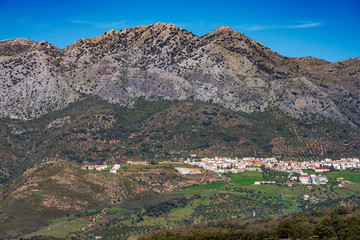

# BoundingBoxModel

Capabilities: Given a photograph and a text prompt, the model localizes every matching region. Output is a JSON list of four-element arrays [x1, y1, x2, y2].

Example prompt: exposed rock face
[[0, 39, 77, 120], [0, 23, 359, 125]]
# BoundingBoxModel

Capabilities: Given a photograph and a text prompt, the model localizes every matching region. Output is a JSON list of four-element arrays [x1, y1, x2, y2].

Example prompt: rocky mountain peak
[[107, 29, 118, 35], [0, 38, 37, 57], [0, 38, 61, 59], [203, 25, 248, 41], [207, 25, 240, 35], [153, 22, 177, 29], [0, 24, 359, 127], [33, 40, 62, 57], [202, 25, 268, 55]]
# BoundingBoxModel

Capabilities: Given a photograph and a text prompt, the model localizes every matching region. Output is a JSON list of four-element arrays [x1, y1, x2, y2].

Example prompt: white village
[[80, 156, 359, 186], [183, 156, 360, 185]]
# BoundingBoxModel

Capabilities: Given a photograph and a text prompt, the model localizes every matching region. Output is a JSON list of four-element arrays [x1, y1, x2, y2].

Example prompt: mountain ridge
[[0, 23, 359, 126]]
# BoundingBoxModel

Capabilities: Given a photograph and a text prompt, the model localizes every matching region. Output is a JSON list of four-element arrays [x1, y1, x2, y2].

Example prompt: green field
[[23, 219, 90, 238], [324, 170, 360, 183], [230, 171, 263, 185], [188, 182, 227, 190], [303, 170, 316, 174]]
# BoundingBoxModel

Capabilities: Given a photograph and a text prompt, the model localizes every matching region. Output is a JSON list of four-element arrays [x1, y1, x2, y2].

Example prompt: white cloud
[[240, 22, 322, 31], [284, 22, 321, 29]]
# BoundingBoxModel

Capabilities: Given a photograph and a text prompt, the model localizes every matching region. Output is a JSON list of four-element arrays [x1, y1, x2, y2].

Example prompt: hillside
[[0, 97, 358, 238], [0, 161, 216, 238], [0, 23, 359, 126], [140, 207, 360, 240], [20, 169, 360, 239], [0, 97, 359, 182]]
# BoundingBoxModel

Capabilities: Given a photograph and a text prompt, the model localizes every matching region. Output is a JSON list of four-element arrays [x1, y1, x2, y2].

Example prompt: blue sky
[[0, 0, 359, 62]]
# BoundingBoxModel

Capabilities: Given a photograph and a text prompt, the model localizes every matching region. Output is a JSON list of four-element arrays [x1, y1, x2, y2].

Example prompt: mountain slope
[[0, 39, 78, 120], [0, 160, 214, 238], [0, 23, 359, 126], [0, 97, 359, 183]]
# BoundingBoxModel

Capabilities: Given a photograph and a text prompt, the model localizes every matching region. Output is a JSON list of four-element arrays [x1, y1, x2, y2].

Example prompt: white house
[[109, 164, 121, 173], [95, 165, 108, 171], [299, 174, 309, 184]]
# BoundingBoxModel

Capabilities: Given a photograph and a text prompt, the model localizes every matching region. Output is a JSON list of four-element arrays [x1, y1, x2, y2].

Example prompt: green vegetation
[[262, 170, 289, 183], [230, 171, 263, 185], [1, 96, 360, 185], [141, 207, 360, 240], [23, 219, 90, 239], [188, 182, 227, 190], [1, 97, 360, 239], [303, 169, 316, 174], [324, 170, 360, 183], [14, 166, 360, 239]]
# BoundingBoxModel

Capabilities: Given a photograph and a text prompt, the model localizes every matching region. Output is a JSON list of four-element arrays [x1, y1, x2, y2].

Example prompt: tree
[[314, 224, 335, 239], [150, 160, 158, 165], [330, 164, 336, 171], [276, 221, 294, 239], [192, 192, 201, 199]]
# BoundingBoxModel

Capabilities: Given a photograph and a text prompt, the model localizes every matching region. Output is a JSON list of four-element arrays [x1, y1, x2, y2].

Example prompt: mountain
[[1, 24, 360, 239], [0, 23, 359, 126], [0, 23, 360, 181]]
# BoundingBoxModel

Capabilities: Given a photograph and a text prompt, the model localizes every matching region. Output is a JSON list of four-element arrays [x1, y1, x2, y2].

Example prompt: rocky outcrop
[[0, 23, 359, 125], [0, 39, 77, 120]]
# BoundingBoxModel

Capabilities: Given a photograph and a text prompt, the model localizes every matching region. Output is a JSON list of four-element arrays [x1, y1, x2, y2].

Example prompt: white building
[[109, 164, 121, 173], [299, 174, 309, 184], [95, 165, 107, 171]]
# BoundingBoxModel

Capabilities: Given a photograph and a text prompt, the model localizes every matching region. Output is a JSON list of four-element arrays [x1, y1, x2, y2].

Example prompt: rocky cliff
[[0, 23, 359, 125]]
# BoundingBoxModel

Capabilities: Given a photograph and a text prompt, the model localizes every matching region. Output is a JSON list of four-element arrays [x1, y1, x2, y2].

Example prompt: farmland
[[22, 169, 360, 239]]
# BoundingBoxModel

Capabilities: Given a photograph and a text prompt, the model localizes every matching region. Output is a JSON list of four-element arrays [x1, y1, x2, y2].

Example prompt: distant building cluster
[[81, 164, 108, 171], [184, 157, 359, 174], [254, 181, 276, 185], [272, 158, 360, 173], [126, 160, 148, 165], [184, 157, 276, 174], [97, 60, 115, 75], [81, 164, 120, 173], [303, 194, 327, 201], [297, 173, 328, 185]]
